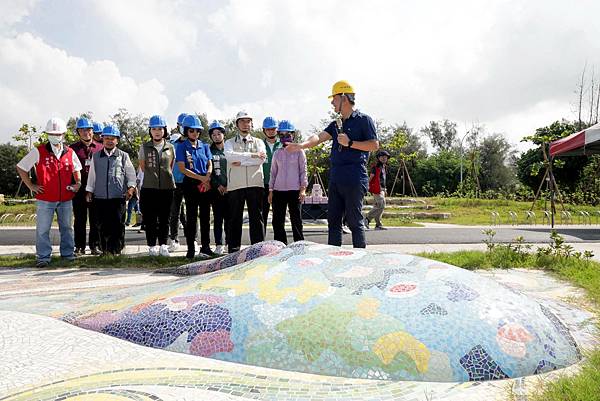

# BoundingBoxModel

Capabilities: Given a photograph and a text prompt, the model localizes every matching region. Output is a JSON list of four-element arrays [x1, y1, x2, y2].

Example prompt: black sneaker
[[74, 247, 85, 256], [35, 260, 49, 268], [228, 247, 240, 254]]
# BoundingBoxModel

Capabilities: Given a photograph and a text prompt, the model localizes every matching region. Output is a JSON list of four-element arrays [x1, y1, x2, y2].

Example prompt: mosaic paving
[[0, 242, 583, 380], [0, 242, 597, 400]]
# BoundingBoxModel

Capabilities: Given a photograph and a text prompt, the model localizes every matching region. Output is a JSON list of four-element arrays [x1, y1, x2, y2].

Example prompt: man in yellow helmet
[[286, 80, 379, 248]]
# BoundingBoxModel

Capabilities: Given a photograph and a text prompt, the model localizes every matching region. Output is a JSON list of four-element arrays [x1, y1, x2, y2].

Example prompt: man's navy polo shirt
[[324, 110, 377, 185], [175, 139, 212, 175]]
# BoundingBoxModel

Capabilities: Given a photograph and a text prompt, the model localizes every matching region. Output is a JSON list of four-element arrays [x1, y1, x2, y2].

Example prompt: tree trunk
[[578, 63, 587, 131]]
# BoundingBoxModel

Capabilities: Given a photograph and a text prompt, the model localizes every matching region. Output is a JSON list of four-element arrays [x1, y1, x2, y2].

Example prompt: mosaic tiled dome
[[63, 241, 581, 382]]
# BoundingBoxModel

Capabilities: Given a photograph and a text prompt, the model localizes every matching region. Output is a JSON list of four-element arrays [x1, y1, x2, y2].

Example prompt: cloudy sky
[[1, 0, 599, 151]]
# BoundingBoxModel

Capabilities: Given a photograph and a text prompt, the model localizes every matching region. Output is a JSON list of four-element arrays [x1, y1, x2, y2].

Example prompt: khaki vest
[[226, 135, 264, 191], [141, 141, 176, 190]]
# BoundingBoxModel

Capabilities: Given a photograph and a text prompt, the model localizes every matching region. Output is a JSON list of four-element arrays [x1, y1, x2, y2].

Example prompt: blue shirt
[[175, 139, 212, 176], [171, 139, 185, 183], [324, 110, 377, 184]]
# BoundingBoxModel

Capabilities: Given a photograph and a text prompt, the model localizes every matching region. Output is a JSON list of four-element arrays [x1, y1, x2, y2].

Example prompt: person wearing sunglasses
[[285, 80, 379, 248], [176, 115, 214, 259], [267, 120, 307, 245], [260, 116, 283, 232]]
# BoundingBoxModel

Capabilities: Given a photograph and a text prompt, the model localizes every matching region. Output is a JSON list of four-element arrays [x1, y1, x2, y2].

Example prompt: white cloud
[[0, 33, 168, 141], [2, 0, 600, 151], [0, 0, 38, 34], [91, 0, 198, 61]]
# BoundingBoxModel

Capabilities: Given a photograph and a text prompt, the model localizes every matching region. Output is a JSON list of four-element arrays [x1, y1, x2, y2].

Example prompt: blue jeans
[[36, 200, 75, 262], [126, 197, 139, 225], [327, 181, 367, 248]]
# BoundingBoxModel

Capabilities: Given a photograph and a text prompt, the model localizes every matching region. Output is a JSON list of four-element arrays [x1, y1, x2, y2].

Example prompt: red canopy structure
[[549, 122, 600, 156]]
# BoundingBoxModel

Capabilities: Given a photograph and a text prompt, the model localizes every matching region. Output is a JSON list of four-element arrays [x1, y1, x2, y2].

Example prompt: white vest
[[225, 134, 265, 191]]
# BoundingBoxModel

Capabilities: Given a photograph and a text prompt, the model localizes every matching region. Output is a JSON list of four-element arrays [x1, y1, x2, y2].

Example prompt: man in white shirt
[[224, 111, 267, 253], [16, 117, 82, 267]]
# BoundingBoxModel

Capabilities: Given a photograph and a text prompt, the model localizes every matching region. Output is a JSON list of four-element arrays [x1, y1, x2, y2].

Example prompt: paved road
[[1, 225, 598, 246]]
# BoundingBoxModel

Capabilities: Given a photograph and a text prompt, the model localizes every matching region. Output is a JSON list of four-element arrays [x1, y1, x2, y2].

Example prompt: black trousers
[[271, 190, 304, 245], [228, 186, 264, 251], [328, 181, 367, 248], [169, 183, 186, 241], [262, 185, 270, 234], [183, 178, 211, 253], [140, 187, 174, 247], [95, 198, 126, 254], [72, 190, 99, 250], [210, 190, 229, 246]]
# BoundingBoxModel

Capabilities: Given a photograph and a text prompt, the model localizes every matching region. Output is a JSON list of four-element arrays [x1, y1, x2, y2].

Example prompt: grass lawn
[[0, 254, 196, 269], [3, 196, 600, 226], [383, 197, 600, 226]]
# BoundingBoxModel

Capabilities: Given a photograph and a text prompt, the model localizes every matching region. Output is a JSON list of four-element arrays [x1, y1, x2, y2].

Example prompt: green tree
[[0, 143, 26, 196], [412, 150, 461, 196], [109, 108, 148, 162], [376, 124, 421, 195], [517, 120, 587, 194], [478, 134, 516, 191], [12, 124, 38, 158], [420, 119, 458, 153]]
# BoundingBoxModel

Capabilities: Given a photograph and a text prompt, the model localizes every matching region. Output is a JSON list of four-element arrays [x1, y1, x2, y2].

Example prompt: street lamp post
[[459, 130, 470, 186]]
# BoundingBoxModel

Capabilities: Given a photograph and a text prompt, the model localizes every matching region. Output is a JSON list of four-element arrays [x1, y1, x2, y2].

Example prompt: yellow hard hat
[[328, 80, 355, 98]]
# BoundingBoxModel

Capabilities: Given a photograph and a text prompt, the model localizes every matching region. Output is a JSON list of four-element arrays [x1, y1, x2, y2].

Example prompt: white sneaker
[[342, 225, 351, 234], [148, 245, 160, 256], [215, 245, 225, 254], [159, 244, 170, 257], [168, 240, 180, 252]]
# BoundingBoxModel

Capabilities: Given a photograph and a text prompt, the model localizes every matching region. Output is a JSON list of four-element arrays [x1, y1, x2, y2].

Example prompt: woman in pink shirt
[[268, 120, 307, 244]]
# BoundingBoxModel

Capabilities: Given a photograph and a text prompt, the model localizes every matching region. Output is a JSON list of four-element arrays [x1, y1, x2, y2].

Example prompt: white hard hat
[[45, 117, 67, 134], [235, 110, 252, 122]]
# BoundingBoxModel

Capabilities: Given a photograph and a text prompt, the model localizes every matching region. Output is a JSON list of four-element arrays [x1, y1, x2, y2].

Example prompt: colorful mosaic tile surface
[[1, 241, 583, 384], [0, 247, 597, 401]]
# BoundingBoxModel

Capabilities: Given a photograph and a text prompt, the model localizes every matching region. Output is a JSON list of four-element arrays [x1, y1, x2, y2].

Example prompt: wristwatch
[[347, 140, 354, 148]]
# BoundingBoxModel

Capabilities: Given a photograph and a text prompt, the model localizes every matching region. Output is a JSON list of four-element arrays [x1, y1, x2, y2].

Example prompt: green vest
[[210, 144, 228, 188], [141, 140, 176, 190], [263, 139, 283, 186]]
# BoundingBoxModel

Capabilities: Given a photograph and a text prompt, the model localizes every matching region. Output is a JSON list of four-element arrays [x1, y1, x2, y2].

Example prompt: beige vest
[[226, 134, 265, 191]]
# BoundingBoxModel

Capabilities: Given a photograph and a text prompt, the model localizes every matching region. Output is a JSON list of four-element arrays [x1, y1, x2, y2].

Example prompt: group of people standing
[[17, 80, 382, 268]]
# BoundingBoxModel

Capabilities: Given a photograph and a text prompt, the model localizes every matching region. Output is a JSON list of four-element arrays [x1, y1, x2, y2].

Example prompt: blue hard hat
[[92, 122, 104, 133], [177, 113, 188, 125], [182, 114, 203, 130], [277, 120, 295, 132], [76, 117, 93, 129], [102, 125, 121, 138], [208, 120, 225, 133], [262, 116, 278, 129], [149, 115, 167, 128]]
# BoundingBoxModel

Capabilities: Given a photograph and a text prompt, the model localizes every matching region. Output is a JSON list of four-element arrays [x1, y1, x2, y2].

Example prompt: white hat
[[235, 110, 253, 122], [170, 133, 182, 142], [45, 117, 67, 134]]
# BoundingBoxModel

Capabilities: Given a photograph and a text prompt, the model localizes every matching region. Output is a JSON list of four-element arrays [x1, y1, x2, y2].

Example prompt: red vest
[[369, 164, 382, 194], [35, 144, 76, 202]]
